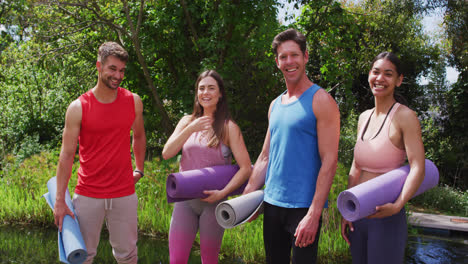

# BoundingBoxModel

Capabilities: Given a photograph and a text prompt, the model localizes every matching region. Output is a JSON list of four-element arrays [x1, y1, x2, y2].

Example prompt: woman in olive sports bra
[[341, 52, 426, 264]]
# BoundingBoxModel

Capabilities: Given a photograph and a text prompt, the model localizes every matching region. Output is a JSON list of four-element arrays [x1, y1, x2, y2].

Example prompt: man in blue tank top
[[244, 29, 340, 263]]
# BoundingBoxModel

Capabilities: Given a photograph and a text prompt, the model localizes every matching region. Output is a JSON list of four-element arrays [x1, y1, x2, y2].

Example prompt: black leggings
[[263, 202, 322, 264], [349, 207, 407, 264]]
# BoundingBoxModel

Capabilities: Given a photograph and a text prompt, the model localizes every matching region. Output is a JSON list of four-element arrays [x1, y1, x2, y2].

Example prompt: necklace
[[361, 102, 397, 140]]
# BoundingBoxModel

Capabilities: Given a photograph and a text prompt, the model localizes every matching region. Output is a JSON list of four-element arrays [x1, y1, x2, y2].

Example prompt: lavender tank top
[[179, 131, 232, 172]]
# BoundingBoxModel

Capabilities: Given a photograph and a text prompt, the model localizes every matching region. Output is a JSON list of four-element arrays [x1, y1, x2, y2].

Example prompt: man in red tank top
[[53, 42, 146, 264]]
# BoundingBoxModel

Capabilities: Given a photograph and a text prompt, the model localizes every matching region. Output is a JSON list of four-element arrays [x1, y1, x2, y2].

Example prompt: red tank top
[[75, 87, 135, 198]]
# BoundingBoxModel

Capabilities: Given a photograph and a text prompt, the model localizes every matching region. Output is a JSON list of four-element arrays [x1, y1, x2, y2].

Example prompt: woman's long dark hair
[[191, 70, 230, 147], [371, 52, 408, 105]]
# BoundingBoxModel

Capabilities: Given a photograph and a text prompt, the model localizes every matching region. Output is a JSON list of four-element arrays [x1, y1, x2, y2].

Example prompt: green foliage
[[440, 0, 468, 189], [411, 186, 468, 217], [419, 43, 467, 189], [134, 0, 283, 156], [0, 41, 92, 161], [339, 109, 359, 168], [0, 151, 61, 225], [296, 0, 441, 115], [297, 0, 361, 104], [0, 1, 466, 191], [16, 0, 283, 158], [318, 162, 352, 263]]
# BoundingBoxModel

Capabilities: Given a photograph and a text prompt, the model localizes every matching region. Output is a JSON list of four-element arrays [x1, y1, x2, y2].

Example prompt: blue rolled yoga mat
[[43, 177, 87, 264], [337, 159, 439, 222], [215, 190, 264, 229], [166, 165, 246, 203]]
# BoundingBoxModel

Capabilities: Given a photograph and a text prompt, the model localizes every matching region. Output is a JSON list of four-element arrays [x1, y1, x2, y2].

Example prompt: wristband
[[134, 169, 144, 177]]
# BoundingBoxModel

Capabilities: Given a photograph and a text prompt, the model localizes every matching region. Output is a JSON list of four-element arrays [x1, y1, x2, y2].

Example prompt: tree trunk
[[123, 0, 174, 137]]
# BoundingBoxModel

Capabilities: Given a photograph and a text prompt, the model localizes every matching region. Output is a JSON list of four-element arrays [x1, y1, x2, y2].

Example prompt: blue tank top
[[264, 84, 326, 208]]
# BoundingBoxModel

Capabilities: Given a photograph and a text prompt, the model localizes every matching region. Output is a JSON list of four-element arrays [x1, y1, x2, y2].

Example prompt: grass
[[0, 151, 352, 263], [2, 151, 465, 263]]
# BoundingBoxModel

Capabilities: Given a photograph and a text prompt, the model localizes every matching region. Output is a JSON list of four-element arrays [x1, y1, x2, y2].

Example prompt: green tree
[[292, 0, 442, 166], [30, 0, 175, 137], [2, 0, 282, 157], [132, 0, 282, 156], [413, 0, 467, 189], [0, 40, 93, 160], [442, 0, 468, 188]]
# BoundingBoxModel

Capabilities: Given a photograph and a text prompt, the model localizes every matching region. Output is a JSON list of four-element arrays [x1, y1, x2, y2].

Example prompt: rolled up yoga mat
[[43, 176, 87, 264], [166, 164, 246, 203], [338, 159, 439, 222], [215, 190, 264, 229]]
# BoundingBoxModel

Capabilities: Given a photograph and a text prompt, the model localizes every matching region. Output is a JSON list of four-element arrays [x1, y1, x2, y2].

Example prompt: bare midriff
[[358, 170, 384, 185]]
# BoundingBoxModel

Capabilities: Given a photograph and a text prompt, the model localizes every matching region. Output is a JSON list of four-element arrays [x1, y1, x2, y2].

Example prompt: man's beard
[[102, 76, 121, 90]]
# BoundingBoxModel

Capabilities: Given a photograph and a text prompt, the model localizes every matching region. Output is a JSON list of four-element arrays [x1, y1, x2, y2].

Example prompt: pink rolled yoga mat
[[166, 165, 246, 203], [338, 159, 439, 222]]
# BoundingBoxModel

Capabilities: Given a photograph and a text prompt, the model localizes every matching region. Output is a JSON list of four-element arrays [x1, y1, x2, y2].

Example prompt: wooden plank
[[408, 212, 468, 232]]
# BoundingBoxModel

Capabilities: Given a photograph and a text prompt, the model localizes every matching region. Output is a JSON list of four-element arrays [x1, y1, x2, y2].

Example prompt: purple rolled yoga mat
[[338, 159, 439, 222], [166, 164, 246, 203]]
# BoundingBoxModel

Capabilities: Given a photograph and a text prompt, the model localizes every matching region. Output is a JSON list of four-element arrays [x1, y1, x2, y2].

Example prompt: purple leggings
[[349, 207, 407, 264], [169, 199, 224, 264]]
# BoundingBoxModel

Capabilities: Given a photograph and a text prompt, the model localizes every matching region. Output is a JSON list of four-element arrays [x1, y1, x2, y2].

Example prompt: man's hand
[[294, 214, 320, 248], [53, 199, 75, 232], [247, 210, 261, 222], [133, 170, 144, 184]]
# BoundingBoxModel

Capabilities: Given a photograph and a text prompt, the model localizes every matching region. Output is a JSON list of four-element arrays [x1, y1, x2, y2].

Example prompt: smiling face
[[197, 76, 221, 111], [276, 40, 309, 84], [97, 55, 126, 90], [275, 40, 309, 85], [368, 58, 403, 98]]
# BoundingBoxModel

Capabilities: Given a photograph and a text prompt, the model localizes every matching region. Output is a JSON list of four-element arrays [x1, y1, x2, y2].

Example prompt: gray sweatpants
[[73, 193, 138, 264]]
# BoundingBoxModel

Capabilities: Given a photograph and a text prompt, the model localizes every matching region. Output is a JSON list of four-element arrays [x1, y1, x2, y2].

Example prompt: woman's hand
[[201, 189, 225, 203], [188, 116, 212, 133], [341, 217, 353, 245], [367, 202, 401, 219]]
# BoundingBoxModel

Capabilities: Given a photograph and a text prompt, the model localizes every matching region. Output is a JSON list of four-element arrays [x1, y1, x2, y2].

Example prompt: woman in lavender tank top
[[162, 70, 252, 264], [341, 52, 426, 264]]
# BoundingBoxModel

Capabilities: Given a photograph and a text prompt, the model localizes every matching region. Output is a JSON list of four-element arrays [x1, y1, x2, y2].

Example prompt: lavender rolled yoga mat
[[166, 165, 246, 203], [215, 190, 264, 229], [338, 159, 439, 222]]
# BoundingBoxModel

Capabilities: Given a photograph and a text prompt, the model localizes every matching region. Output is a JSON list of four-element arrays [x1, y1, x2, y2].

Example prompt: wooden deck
[[408, 212, 468, 232]]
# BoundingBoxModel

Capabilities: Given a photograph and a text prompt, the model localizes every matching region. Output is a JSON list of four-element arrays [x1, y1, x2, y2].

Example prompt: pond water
[[0, 225, 466, 263], [406, 227, 468, 264], [0, 225, 243, 264]]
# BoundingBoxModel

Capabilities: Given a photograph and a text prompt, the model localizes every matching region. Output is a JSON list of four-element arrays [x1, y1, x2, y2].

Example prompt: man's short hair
[[272, 28, 307, 57], [98, 42, 129, 64]]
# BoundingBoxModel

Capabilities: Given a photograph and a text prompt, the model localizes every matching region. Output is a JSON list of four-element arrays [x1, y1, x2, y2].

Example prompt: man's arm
[[131, 94, 146, 183], [294, 89, 340, 247], [54, 99, 82, 231], [243, 100, 275, 193], [341, 111, 366, 244]]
